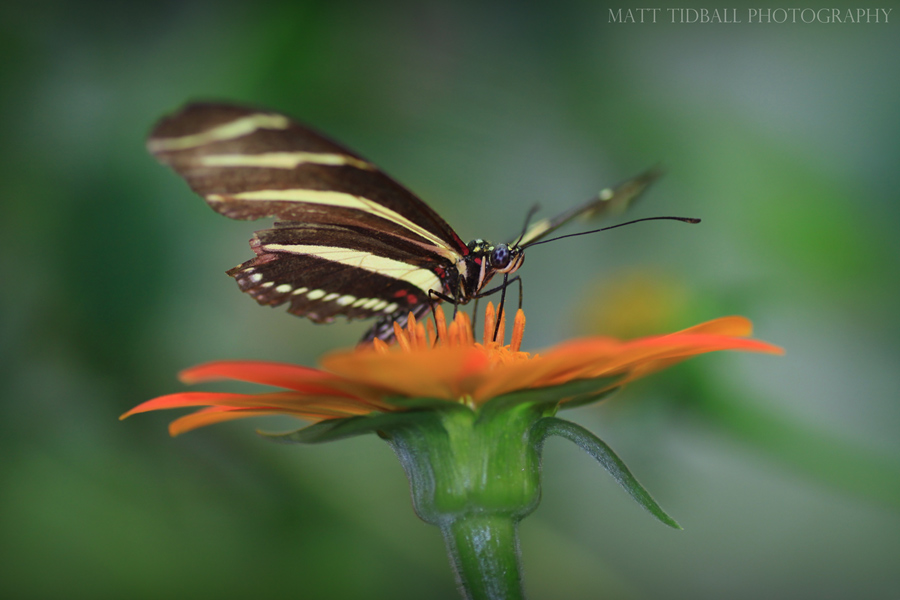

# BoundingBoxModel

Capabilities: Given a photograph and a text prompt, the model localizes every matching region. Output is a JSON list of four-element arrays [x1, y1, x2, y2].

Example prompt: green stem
[[440, 513, 525, 600]]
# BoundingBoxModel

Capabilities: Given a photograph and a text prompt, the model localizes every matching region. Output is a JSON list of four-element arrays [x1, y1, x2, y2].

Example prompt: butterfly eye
[[490, 244, 512, 270]]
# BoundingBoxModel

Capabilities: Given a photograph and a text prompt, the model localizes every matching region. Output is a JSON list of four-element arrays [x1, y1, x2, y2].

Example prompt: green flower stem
[[440, 513, 524, 600], [261, 378, 678, 598], [382, 403, 548, 600]]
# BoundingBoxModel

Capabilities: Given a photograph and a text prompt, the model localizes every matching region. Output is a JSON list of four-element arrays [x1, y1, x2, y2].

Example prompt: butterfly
[[148, 103, 693, 341]]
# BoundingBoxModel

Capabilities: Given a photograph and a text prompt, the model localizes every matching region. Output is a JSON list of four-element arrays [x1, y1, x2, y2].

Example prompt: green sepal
[[479, 376, 623, 418], [557, 385, 622, 410], [377, 396, 471, 411], [257, 405, 457, 444], [532, 417, 682, 529]]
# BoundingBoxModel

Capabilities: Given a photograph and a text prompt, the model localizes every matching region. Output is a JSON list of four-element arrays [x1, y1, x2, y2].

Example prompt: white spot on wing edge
[[307, 289, 326, 300], [275, 284, 293, 293], [291, 287, 309, 295], [336, 295, 356, 306], [249, 273, 263, 283]]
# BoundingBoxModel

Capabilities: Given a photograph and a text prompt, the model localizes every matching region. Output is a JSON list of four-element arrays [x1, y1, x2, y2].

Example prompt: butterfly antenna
[[513, 204, 542, 247], [524, 216, 700, 248]]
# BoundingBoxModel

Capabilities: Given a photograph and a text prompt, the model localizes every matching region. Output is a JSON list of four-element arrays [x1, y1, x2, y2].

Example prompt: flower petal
[[180, 361, 351, 395], [474, 330, 782, 401], [674, 316, 752, 337], [168, 407, 289, 436], [120, 391, 258, 418], [322, 345, 490, 400], [120, 391, 384, 421]]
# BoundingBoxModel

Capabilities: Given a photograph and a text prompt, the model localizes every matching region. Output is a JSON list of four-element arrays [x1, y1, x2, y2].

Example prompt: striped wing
[[516, 166, 662, 247], [148, 103, 467, 336], [228, 222, 447, 324]]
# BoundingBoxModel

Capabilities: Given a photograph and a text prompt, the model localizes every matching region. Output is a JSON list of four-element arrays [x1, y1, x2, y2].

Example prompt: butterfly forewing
[[516, 166, 662, 247], [149, 103, 468, 339], [148, 103, 468, 258]]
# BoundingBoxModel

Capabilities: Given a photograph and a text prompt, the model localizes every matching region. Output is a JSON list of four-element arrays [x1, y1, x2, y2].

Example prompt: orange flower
[[121, 304, 783, 436]]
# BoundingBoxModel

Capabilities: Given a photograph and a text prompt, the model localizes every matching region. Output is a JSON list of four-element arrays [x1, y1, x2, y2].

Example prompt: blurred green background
[[2, 0, 899, 598]]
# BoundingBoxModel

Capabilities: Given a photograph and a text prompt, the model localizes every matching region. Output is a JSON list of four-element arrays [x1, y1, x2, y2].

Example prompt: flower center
[[372, 303, 528, 357]]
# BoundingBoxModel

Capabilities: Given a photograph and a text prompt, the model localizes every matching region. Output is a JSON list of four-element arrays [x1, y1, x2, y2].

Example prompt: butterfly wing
[[148, 103, 468, 338], [228, 222, 447, 323], [515, 166, 662, 247]]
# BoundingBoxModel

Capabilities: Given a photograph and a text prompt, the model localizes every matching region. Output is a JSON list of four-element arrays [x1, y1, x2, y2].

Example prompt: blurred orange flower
[[122, 304, 783, 436]]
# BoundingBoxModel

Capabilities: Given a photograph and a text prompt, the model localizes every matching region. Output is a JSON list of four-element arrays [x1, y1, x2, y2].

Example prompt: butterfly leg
[[491, 275, 524, 341], [470, 276, 522, 342], [493, 274, 509, 341], [425, 288, 462, 342], [361, 303, 432, 343], [473, 275, 521, 300]]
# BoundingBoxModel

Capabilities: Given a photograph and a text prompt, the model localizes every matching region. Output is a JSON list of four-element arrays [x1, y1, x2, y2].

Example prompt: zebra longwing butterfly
[[148, 103, 683, 341]]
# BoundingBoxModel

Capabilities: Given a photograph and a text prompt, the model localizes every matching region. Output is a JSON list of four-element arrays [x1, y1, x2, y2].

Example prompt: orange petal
[[120, 391, 269, 419], [167, 405, 370, 436], [673, 316, 752, 337], [179, 360, 348, 395], [166, 406, 345, 436], [322, 345, 489, 400], [570, 333, 784, 381], [169, 407, 276, 436], [472, 338, 622, 400], [120, 391, 386, 420], [475, 331, 783, 400]]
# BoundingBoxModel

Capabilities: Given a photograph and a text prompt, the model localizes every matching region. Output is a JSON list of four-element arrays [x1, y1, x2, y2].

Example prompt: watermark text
[[608, 8, 892, 24]]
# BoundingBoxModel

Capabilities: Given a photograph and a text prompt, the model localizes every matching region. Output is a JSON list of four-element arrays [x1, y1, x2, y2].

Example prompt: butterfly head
[[465, 238, 525, 295], [487, 242, 524, 274]]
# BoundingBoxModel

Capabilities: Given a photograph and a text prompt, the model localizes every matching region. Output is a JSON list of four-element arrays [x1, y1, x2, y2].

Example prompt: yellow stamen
[[414, 319, 428, 348], [481, 302, 507, 345], [446, 316, 459, 347], [394, 321, 411, 352], [459, 312, 473, 346], [425, 317, 437, 347], [435, 305, 448, 344], [511, 309, 526, 353], [382, 305, 521, 354], [483, 302, 495, 344]]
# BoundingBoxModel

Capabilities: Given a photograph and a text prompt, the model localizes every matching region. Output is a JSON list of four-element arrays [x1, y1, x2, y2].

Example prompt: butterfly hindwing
[[228, 252, 433, 324]]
